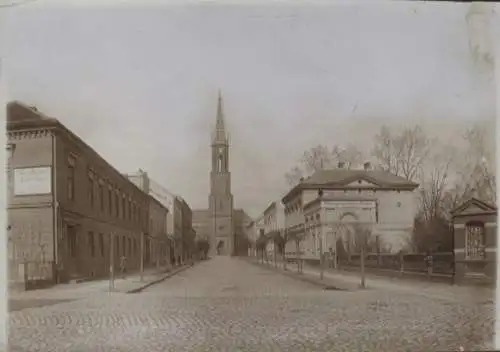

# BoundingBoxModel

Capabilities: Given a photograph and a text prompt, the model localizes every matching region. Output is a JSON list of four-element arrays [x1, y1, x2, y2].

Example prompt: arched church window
[[465, 221, 486, 259], [217, 156, 223, 173]]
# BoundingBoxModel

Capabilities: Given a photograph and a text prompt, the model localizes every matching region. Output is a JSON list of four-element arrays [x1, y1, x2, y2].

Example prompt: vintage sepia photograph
[[1, 0, 498, 351]]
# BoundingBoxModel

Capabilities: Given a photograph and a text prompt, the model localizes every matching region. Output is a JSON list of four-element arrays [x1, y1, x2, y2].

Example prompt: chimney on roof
[[364, 162, 372, 171], [299, 177, 304, 183], [338, 161, 345, 169]]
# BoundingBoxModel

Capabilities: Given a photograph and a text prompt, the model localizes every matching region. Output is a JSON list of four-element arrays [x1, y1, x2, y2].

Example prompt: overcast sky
[[2, 1, 496, 217]]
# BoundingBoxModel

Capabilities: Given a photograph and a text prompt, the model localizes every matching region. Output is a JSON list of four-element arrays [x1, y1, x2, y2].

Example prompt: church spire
[[213, 90, 227, 144]]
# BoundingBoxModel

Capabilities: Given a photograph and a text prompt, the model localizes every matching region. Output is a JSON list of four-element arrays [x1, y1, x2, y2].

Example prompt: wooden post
[[140, 233, 144, 282], [296, 239, 300, 273], [156, 238, 160, 270], [283, 232, 287, 271], [109, 232, 115, 292], [360, 244, 366, 288], [319, 227, 324, 281], [274, 238, 277, 268], [399, 251, 404, 277], [360, 228, 367, 289]]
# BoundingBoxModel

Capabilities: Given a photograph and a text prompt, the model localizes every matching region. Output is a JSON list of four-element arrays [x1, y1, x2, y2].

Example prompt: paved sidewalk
[[248, 257, 495, 303], [9, 263, 194, 302]]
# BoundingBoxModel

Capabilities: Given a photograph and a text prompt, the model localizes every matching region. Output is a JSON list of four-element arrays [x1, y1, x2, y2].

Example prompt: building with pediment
[[451, 197, 497, 285], [281, 162, 420, 259]]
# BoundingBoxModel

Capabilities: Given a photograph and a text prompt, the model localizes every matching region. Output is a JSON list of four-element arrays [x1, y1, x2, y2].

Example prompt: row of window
[[284, 189, 402, 214], [66, 157, 146, 226], [67, 229, 152, 261]]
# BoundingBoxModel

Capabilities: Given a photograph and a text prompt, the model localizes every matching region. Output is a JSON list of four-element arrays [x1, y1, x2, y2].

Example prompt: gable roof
[[282, 168, 419, 204], [451, 197, 497, 216]]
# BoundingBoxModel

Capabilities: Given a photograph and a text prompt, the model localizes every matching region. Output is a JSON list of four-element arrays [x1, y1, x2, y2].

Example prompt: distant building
[[262, 201, 286, 258], [125, 170, 170, 267], [282, 162, 419, 258], [7, 101, 151, 286], [192, 92, 250, 256]]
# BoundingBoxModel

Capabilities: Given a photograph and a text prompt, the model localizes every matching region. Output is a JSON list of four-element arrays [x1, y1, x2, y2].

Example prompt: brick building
[[126, 170, 172, 267], [7, 101, 153, 286], [177, 197, 195, 262], [192, 92, 250, 256]]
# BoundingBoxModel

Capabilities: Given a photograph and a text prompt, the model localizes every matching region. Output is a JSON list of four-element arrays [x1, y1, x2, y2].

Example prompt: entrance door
[[66, 224, 80, 279], [217, 240, 225, 255]]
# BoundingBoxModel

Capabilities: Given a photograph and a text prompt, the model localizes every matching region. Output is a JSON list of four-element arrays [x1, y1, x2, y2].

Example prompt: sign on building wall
[[14, 167, 52, 196]]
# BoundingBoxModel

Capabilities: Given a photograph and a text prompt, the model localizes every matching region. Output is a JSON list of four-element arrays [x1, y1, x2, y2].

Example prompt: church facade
[[193, 92, 251, 256]]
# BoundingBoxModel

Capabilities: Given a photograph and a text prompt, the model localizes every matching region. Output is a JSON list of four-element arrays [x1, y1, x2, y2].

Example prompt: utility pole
[[109, 232, 115, 292], [140, 232, 144, 282]]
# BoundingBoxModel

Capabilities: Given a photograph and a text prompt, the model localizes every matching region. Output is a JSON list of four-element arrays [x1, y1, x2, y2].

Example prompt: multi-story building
[[126, 170, 173, 266], [262, 201, 286, 258], [172, 197, 184, 264], [233, 209, 252, 256], [7, 101, 151, 285], [245, 220, 257, 257], [177, 197, 195, 262], [282, 162, 419, 259]]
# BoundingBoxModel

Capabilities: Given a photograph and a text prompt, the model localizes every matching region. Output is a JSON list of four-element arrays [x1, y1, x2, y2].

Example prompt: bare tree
[[301, 144, 334, 174], [372, 124, 431, 181], [284, 166, 304, 187], [331, 144, 364, 169], [396, 125, 431, 181], [371, 125, 402, 176], [284, 143, 365, 186], [459, 121, 496, 204]]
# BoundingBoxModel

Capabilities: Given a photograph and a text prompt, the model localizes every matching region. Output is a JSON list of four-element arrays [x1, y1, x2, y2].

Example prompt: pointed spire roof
[[213, 90, 227, 144]]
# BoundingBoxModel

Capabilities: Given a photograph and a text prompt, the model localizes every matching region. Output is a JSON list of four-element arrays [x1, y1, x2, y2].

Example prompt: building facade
[[172, 197, 184, 264], [7, 101, 150, 285], [233, 209, 252, 256], [148, 194, 169, 267], [452, 198, 497, 285], [261, 201, 286, 258], [282, 162, 419, 258], [126, 170, 173, 266], [193, 92, 241, 257], [177, 196, 195, 262]]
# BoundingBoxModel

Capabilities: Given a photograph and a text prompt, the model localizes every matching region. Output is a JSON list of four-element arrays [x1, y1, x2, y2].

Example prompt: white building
[[282, 162, 419, 259]]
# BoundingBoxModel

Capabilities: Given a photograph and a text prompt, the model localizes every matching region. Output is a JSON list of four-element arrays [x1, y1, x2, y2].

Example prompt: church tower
[[209, 91, 234, 256]]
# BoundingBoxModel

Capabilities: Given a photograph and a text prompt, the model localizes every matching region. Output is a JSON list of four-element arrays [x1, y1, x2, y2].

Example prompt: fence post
[[23, 262, 28, 291], [376, 236, 381, 267], [360, 245, 366, 288], [274, 240, 277, 268], [399, 251, 404, 277], [427, 254, 433, 280]]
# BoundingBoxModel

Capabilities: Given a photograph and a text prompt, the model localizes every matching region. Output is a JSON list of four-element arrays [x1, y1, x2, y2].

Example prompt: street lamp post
[[109, 232, 115, 292]]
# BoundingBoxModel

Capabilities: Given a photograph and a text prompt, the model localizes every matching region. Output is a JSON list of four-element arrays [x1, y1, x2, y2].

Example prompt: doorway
[[216, 240, 225, 255]]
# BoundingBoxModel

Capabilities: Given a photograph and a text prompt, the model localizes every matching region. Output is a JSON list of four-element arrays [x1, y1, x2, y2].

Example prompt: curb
[[126, 262, 197, 294], [243, 259, 358, 291]]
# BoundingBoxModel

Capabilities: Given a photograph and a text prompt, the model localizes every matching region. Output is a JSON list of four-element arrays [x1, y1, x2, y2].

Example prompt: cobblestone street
[[9, 257, 494, 352]]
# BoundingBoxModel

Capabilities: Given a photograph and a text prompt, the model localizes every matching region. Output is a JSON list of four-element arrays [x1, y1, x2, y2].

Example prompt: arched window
[[217, 156, 223, 173], [465, 221, 486, 259]]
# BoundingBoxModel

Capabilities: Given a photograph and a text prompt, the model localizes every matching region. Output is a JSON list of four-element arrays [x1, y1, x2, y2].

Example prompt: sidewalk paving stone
[[245, 257, 495, 304], [8, 263, 196, 305]]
